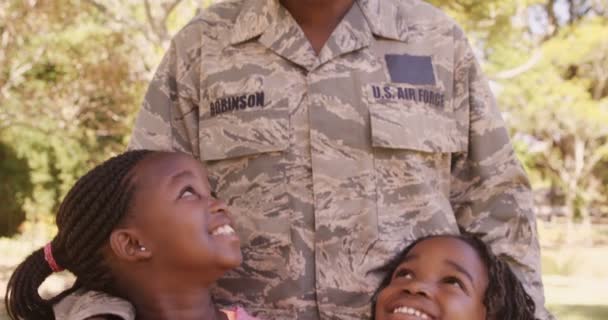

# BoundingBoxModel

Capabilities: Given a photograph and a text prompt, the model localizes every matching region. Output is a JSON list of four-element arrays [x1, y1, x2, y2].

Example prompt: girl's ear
[[109, 229, 152, 262]]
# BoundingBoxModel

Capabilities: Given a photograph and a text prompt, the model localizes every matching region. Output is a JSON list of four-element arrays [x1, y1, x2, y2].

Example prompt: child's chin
[[219, 251, 243, 269]]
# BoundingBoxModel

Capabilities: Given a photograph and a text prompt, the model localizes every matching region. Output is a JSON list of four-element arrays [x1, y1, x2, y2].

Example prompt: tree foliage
[[492, 2, 608, 225], [0, 0, 200, 235], [431, 0, 608, 224], [0, 142, 33, 235]]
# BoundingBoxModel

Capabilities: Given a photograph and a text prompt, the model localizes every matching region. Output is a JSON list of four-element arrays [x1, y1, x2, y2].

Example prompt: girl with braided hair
[[372, 234, 537, 320], [5, 150, 257, 320]]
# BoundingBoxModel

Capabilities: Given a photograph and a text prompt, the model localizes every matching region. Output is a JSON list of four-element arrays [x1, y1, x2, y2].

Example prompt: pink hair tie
[[43, 243, 64, 273]]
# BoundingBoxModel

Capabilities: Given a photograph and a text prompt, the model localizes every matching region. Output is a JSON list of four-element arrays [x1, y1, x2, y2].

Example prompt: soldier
[[74, 0, 554, 319]]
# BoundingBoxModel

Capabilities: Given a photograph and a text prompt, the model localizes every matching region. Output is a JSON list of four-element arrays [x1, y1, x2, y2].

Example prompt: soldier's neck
[[280, 0, 355, 54]]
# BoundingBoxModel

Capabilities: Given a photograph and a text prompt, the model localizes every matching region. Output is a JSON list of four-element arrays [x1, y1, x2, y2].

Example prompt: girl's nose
[[402, 279, 433, 298], [209, 196, 229, 215]]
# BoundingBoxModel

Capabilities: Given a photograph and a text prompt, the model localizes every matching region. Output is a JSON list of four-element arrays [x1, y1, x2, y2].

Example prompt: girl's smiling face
[[127, 152, 242, 279], [375, 236, 488, 320]]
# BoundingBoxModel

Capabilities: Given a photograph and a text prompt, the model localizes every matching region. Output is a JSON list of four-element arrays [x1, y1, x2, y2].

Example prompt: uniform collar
[[229, 0, 406, 46], [230, 0, 280, 45], [357, 0, 405, 41]]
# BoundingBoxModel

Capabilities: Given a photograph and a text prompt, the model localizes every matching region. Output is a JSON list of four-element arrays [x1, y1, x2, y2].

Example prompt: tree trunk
[[565, 191, 576, 245], [580, 206, 594, 246], [565, 138, 588, 244]]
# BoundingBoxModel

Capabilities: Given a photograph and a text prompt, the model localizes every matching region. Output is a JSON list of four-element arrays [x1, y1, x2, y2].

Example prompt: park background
[[1, 0, 607, 318]]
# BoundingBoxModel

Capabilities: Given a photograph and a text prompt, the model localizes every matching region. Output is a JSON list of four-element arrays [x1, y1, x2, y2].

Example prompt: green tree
[[0, 142, 33, 236], [490, 2, 608, 239], [0, 0, 199, 229], [426, 1, 608, 236]]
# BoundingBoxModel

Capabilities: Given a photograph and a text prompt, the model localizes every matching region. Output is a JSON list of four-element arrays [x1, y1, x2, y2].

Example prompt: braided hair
[[371, 233, 537, 320], [5, 150, 154, 320]]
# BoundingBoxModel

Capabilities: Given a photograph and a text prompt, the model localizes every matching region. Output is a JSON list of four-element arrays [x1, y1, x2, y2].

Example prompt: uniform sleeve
[[128, 22, 203, 156], [449, 28, 554, 320], [53, 290, 135, 320]]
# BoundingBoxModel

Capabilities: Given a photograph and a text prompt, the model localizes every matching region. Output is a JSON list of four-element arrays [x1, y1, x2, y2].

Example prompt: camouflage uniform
[[81, 0, 553, 319], [53, 290, 136, 320]]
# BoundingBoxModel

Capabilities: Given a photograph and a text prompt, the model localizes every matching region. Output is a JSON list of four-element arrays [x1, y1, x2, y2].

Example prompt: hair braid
[[482, 250, 537, 320], [5, 249, 55, 319], [5, 150, 154, 320]]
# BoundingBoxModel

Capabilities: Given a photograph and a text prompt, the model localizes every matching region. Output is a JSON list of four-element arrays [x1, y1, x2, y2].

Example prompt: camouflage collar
[[230, 0, 280, 45], [357, 0, 404, 41], [229, 0, 406, 45]]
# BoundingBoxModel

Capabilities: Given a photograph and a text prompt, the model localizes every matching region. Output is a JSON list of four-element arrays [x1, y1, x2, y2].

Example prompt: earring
[[139, 246, 147, 252]]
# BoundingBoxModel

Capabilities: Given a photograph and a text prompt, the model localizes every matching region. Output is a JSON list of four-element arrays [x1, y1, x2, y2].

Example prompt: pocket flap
[[365, 83, 467, 153], [199, 109, 289, 161]]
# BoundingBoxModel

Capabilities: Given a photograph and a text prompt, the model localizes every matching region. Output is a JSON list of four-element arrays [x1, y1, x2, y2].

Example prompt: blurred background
[[1, 0, 607, 319]]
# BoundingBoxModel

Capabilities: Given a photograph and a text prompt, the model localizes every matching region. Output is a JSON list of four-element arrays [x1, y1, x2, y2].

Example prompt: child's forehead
[[138, 152, 205, 174], [400, 236, 488, 282], [406, 236, 479, 260], [133, 152, 209, 185]]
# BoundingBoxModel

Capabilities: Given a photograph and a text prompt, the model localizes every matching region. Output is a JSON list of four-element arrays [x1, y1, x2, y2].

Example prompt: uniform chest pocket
[[365, 83, 466, 152], [199, 72, 292, 161], [198, 93, 294, 278], [199, 106, 290, 161], [364, 83, 467, 241]]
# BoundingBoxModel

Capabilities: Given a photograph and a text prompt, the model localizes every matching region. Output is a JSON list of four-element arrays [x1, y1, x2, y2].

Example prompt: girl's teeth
[[393, 306, 429, 319], [212, 225, 235, 236]]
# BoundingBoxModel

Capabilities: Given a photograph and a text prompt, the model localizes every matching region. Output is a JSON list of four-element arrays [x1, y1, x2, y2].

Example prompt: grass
[[1, 222, 608, 319], [539, 222, 608, 319], [541, 246, 608, 278], [549, 305, 608, 320], [544, 275, 608, 319]]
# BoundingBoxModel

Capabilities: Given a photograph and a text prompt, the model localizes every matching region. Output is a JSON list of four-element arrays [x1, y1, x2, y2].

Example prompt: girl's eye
[[179, 186, 199, 199], [394, 268, 414, 279], [443, 276, 465, 290]]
